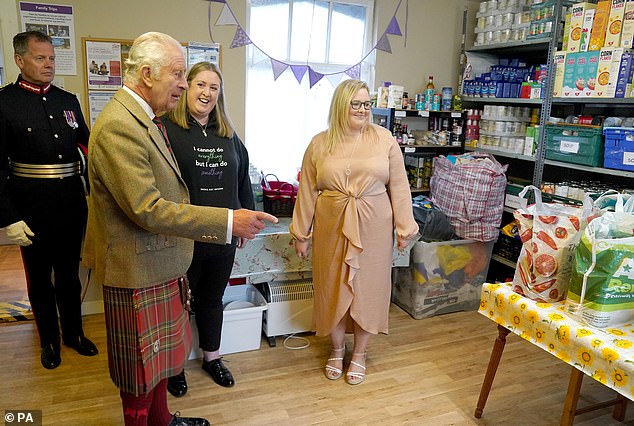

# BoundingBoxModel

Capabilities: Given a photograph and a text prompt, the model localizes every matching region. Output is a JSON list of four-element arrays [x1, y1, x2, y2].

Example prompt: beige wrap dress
[[290, 124, 419, 336]]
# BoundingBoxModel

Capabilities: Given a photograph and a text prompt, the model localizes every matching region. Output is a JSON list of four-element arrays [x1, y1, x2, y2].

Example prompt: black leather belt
[[10, 161, 81, 178]]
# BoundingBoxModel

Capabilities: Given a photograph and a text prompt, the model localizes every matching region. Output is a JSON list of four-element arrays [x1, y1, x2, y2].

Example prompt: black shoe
[[168, 412, 210, 426], [167, 370, 188, 397], [41, 344, 61, 369], [202, 358, 234, 387], [63, 335, 98, 356]]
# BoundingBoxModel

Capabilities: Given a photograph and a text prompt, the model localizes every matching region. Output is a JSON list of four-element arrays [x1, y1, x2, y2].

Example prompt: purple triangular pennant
[[230, 27, 251, 48], [375, 34, 392, 53], [290, 65, 308, 83], [345, 63, 361, 80], [386, 16, 402, 36], [271, 59, 289, 80], [308, 67, 324, 88]]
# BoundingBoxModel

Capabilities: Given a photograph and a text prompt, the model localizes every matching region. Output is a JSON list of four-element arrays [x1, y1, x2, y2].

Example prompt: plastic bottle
[[424, 76, 435, 110], [248, 164, 263, 211]]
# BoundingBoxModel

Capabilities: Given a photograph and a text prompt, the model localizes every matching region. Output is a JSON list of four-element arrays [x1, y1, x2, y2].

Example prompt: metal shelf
[[462, 97, 543, 105], [552, 98, 634, 105], [492, 254, 517, 269], [465, 146, 536, 162], [543, 160, 634, 179], [466, 38, 551, 55]]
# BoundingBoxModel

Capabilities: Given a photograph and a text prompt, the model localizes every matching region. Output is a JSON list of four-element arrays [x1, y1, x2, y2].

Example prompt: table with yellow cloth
[[476, 282, 632, 424]]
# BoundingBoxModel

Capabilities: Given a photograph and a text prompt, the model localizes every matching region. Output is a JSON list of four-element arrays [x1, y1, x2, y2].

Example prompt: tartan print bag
[[430, 153, 507, 242]]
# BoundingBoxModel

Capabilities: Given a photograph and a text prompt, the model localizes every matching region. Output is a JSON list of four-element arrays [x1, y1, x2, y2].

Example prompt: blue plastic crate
[[603, 127, 634, 172]]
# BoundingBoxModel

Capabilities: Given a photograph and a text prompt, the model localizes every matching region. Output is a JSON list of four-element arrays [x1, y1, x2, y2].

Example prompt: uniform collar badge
[[18, 79, 51, 94], [64, 110, 79, 129]]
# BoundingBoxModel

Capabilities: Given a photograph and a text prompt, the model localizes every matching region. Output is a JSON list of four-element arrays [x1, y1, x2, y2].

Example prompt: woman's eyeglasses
[[350, 101, 372, 110]]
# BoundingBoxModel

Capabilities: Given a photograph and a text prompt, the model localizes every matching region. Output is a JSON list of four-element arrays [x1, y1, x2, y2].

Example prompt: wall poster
[[19, 2, 77, 75]]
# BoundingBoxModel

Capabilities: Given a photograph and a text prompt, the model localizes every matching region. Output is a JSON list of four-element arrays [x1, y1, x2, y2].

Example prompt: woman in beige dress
[[290, 79, 419, 385]]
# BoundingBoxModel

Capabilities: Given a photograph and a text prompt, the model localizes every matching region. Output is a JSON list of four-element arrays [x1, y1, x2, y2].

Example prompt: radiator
[[260, 279, 314, 339]]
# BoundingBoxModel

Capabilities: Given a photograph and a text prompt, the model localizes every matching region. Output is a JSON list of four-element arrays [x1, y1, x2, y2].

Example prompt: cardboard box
[[563, 12, 572, 51], [552, 51, 567, 97], [594, 47, 630, 96], [562, 52, 579, 97], [621, 0, 634, 47], [189, 284, 267, 359], [582, 50, 601, 96], [615, 51, 634, 96], [574, 52, 589, 96], [580, 9, 596, 51], [589, 0, 613, 50], [391, 239, 494, 320], [569, 2, 597, 53], [605, 0, 627, 47]]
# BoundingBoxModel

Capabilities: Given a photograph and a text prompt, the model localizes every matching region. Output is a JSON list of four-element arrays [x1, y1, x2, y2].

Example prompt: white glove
[[5, 220, 34, 246]]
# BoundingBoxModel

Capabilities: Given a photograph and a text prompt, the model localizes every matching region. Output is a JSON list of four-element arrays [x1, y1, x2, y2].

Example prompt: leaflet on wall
[[85, 41, 122, 90], [19, 2, 77, 75], [187, 41, 221, 68], [88, 91, 115, 128]]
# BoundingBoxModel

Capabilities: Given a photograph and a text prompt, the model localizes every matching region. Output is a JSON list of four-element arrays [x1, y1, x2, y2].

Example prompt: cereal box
[[562, 52, 579, 97], [621, 0, 634, 48], [582, 51, 601, 96], [589, 0, 613, 50], [605, 0, 627, 47], [594, 47, 631, 96], [569, 3, 597, 53], [563, 12, 572, 51], [615, 51, 634, 96], [580, 9, 596, 51], [552, 51, 567, 97], [574, 52, 589, 96]]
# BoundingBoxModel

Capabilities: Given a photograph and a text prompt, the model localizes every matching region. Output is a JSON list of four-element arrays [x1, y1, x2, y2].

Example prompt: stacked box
[[405, 154, 433, 190], [582, 50, 601, 96], [580, 8, 596, 51], [553, 51, 567, 97], [621, 0, 634, 47], [391, 239, 494, 320], [569, 3, 597, 53], [615, 51, 634, 97], [594, 47, 631, 96], [605, 0, 627, 47], [562, 52, 579, 97], [589, 0, 613, 50]]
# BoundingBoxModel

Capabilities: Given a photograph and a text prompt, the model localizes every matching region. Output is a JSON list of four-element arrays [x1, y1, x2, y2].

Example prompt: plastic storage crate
[[391, 239, 494, 320], [545, 123, 604, 167], [189, 284, 267, 359], [603, 127, 634, 171]]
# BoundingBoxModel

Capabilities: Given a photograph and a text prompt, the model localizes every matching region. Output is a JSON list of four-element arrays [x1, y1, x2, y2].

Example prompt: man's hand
[[232, 210, 278, 240], [5, 220, 34, 246]]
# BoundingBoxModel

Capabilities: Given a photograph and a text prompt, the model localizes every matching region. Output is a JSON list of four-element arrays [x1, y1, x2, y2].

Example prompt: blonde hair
[[166, 61, 235, 138], [123, 32, 182, 86], [325, 79, 375, 152]]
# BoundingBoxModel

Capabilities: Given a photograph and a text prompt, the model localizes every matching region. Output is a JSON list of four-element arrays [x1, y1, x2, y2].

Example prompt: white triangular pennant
[[215, 4, 237, 26]]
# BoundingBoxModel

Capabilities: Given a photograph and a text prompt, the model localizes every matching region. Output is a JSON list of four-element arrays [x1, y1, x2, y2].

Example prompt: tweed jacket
[[82, 88, 228, 288]]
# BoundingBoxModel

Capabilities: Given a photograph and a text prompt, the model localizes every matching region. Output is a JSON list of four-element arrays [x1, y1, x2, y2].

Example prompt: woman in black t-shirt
[[163, 62, 255, 396]]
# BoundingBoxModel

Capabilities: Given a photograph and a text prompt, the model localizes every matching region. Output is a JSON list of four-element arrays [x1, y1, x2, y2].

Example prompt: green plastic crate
[[545, 123, 604, 167]]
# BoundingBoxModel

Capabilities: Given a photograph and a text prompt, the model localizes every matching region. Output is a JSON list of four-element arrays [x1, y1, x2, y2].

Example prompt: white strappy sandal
[[325, 347, 345, 380], [346, 352, 366, 385]]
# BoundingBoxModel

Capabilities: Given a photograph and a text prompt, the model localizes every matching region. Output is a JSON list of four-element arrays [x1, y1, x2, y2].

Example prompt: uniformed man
[[0, 31, 97, 369]]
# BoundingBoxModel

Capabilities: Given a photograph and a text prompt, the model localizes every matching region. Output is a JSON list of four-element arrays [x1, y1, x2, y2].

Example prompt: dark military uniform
[[0, 75, 89, 350]]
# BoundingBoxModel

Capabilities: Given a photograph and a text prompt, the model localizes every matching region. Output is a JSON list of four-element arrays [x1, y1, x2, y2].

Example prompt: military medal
[[64, 110, 79, 129]]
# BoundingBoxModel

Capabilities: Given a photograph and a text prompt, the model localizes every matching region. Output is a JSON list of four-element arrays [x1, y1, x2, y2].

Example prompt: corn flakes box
[[605, 0, 627, 47], [569, 2, 597, 52], [553, 51, 567, 97], [589, 0, 613, 50], [594, 47, 631, 96], [620, 0, 634, 47]]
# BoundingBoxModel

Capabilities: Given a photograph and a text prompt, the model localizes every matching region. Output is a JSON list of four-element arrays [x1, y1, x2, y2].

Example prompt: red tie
[[152, 117, 172, 152]]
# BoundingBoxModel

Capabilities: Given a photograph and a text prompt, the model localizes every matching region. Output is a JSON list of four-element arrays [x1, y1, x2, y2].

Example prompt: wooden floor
[[1, 249, 634, 425], [0, 245, 27, 302]]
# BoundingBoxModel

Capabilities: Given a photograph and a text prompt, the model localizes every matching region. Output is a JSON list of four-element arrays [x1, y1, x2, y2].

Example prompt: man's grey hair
[[13, 31, 52, 56], [123, 32, 182, 86]]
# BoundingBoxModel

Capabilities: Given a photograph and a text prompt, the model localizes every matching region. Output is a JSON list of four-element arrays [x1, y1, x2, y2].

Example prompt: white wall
[[1, 0, 474, 136]]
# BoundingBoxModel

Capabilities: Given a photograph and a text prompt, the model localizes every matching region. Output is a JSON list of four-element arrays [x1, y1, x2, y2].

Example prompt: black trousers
[[188, 241, 237, 352], [12, 177, 87, 349]]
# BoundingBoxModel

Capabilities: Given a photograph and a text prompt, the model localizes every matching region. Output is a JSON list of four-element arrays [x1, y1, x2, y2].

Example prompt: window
[[245, 0, 375, 181]]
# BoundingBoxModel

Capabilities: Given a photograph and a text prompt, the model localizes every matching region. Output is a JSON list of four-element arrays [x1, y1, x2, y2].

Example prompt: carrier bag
[[512, 185, 594, 302], [566, 194, 634, 328], [430, 153, 507, 242]]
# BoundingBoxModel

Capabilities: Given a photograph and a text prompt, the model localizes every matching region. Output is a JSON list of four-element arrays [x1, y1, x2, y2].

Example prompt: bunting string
[[206, 0, 408, 88]]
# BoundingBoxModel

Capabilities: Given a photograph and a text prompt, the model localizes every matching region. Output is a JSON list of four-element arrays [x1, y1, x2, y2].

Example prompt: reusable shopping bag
[[430, 153, 507, 242], [512, 185, 594, 302], [566, 194, 634, 328]]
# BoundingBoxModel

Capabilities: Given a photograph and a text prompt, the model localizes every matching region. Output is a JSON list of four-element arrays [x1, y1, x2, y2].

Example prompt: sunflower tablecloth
[[479, 282, 634, 401]]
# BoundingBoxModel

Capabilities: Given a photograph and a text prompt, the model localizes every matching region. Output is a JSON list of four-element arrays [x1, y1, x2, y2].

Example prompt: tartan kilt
[[103, 278, 192, 396]]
